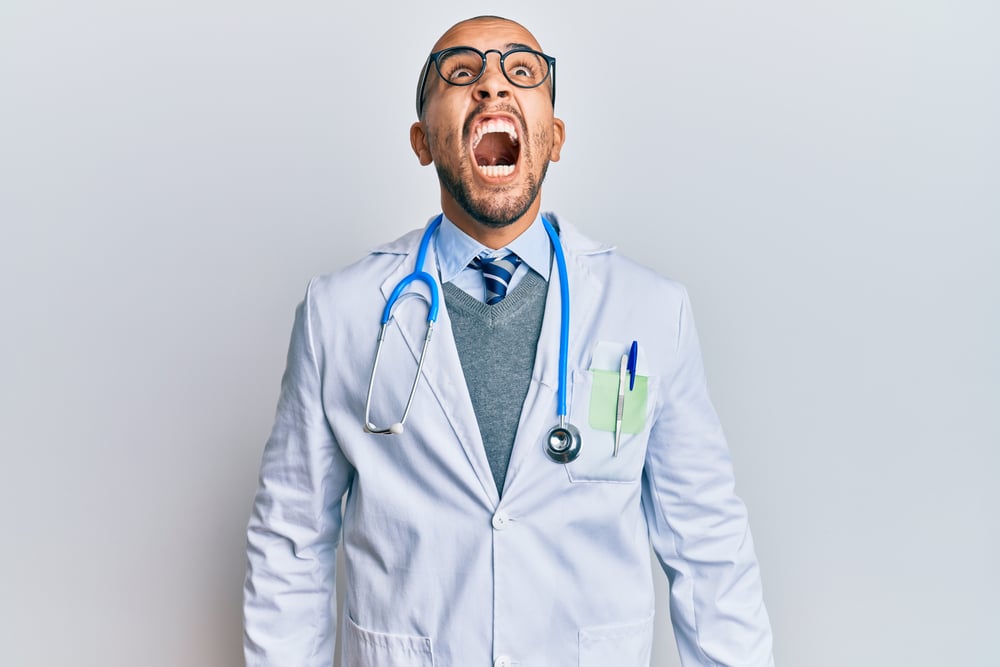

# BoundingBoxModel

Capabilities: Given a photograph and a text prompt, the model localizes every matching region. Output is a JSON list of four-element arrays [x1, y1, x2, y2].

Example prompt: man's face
[[411, 18, 565, 230]]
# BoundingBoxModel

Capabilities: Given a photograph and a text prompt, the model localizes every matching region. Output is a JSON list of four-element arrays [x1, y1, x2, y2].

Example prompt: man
[[244, 16, 774, 667]]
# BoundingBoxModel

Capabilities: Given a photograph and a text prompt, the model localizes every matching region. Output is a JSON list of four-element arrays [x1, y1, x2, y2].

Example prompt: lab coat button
[[494, 656, 512, 667], [491, 511, 509, 530]]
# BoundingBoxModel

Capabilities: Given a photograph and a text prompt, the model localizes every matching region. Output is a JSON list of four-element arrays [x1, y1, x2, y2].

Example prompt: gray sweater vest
[[443, 271, 548, 496]]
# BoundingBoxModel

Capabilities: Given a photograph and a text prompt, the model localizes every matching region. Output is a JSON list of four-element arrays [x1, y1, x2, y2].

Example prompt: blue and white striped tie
[[470, 252, 522, 305]]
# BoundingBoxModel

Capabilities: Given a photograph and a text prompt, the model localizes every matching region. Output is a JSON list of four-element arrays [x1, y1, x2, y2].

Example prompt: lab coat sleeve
[[244, 278, 354, 666], [642, 288, 774, 666]]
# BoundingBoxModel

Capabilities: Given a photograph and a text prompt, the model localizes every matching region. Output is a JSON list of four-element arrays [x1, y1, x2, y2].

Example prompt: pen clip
[[627, 341, 638, 391]]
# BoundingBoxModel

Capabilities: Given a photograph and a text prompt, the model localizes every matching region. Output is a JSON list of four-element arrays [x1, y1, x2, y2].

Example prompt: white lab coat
[[244, 218, 774, 667]]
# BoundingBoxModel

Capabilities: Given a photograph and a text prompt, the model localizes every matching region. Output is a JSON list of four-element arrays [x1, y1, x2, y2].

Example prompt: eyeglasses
[[415, 46, 556, 116]]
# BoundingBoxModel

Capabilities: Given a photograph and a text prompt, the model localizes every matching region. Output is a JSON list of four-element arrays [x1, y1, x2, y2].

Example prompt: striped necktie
[[469, 252, 522, 305]]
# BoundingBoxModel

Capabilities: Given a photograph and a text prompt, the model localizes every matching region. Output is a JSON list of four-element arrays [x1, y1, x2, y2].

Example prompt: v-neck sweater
[[443, 270, 548, 496]]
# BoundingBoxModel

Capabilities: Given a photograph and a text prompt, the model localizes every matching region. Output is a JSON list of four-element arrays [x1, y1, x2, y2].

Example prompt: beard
[[435, 159, 549, 228]]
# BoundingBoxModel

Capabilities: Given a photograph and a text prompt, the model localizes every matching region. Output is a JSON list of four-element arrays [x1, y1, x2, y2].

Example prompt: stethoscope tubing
[[380, 216, 443, 325], [383, 214, 568, 415], [366, 213, 578, 459], [540, 214, 570, 421]]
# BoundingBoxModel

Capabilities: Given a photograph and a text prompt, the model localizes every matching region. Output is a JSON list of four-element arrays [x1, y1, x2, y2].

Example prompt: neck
[[441, 197, 542, 250]]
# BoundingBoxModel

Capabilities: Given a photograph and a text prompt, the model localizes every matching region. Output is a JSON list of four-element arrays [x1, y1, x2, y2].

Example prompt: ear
[[549, 117, 566, 162], [410, 122, 434, 166]]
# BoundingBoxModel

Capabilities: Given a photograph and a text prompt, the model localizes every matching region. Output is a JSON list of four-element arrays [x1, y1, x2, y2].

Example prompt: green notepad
[[587, 369, 648, 434]]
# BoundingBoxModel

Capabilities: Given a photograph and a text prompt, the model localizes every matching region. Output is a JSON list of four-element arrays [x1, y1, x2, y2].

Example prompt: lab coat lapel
[[378, 234, 501, 507], [503, 222, 606, 494]]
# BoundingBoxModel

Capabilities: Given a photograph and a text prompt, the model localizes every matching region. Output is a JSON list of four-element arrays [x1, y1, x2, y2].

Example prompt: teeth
[[472, 118, 519, 149], [478, 164, 516, 177]]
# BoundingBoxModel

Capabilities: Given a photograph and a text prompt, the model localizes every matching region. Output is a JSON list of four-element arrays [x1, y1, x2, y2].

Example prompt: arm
[[642, 288, 774, 666], [244, 279, 354, 666]]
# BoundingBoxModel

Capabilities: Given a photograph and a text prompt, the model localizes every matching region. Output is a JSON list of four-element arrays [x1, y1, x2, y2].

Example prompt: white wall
[[1, 1, 997, 665]]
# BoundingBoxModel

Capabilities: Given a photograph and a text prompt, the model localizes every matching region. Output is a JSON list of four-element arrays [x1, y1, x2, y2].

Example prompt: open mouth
[[471, 117, 520, 178]]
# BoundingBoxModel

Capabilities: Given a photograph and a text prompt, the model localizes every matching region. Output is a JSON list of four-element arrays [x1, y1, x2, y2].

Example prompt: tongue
[[475, 132, 517, 167]]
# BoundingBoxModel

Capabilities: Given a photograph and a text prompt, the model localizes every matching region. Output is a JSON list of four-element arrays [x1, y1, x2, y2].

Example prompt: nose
[[471, 50, 510, 103]]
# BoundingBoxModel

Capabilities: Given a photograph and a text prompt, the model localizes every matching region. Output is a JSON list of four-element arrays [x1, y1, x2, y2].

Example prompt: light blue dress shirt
[[435, 214, 552, 302]]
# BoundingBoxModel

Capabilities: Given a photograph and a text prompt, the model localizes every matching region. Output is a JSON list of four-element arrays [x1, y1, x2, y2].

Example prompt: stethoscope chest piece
[[545, 420, 582, 463]]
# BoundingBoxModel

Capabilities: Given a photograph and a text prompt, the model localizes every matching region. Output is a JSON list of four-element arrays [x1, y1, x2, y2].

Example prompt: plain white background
[[1, 1, 997, 665]]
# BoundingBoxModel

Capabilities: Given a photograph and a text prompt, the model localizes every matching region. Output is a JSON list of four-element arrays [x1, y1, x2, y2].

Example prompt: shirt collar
[[435, 214, 551, 284]]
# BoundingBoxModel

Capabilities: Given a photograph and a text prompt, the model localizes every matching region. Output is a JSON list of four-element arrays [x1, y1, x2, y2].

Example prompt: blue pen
[[627, 341, 638, 391]]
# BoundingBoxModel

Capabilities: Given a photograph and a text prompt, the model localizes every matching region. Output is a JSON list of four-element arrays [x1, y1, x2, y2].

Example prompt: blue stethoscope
[[363, 213, 582, 464]]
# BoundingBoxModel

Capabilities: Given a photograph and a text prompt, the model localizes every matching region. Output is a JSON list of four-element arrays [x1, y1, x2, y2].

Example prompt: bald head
[[430, 16, 541, 53]]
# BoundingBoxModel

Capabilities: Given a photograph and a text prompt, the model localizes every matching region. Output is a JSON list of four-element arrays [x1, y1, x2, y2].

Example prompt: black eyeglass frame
[[415, 46, 557, 117]]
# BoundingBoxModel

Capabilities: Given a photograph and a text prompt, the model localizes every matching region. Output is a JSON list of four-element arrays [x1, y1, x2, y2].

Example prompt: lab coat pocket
[[578, 613, 654, 667], [343, 614, 435, 667], [566, 369, 655, 483]]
